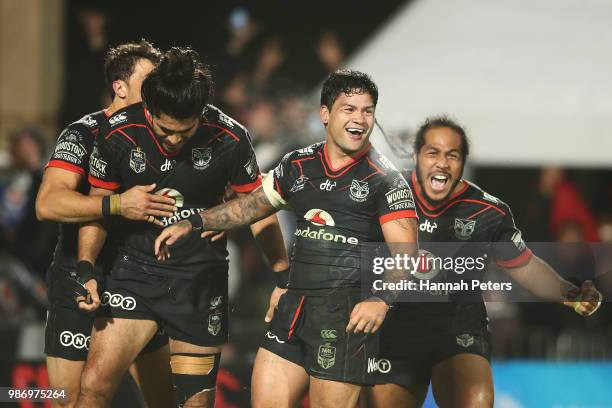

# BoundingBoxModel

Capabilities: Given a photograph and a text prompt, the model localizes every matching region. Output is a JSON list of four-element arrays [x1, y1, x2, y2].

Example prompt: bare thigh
[[431, 354, 493, 408], [361, 383, 428, 408], [309, 376, 361, 408], [46, 357, 85, 408], [251, 347, 309, 408], [131, 344, 174, 408], [76, 318, 158, 407]]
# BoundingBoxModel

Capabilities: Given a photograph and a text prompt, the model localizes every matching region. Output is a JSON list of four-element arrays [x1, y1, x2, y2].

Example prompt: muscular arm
[[381, 217, 419, 246], [504, 255, 577, 302], [346, 217, 418, 334], [36, 168, 176, 224], [36, 168, 106, 223], [381, 217, 419, 291], [200, 187, 278, 231], [78, 186, 113, 264]]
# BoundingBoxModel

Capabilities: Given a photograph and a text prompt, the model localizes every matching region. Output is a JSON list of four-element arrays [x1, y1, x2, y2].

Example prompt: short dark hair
[[413, 115, 470, 159], [320, 69, 378, 109], [141, 47, 214, 119], [104, 39, 162, 96]]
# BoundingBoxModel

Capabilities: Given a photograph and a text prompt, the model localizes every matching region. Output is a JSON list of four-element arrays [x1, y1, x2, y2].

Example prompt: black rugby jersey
[[89, 103, 261, 275], [262, 142, 417, 290], [46, 110, 107, 267], [396, 171, 533, 332]]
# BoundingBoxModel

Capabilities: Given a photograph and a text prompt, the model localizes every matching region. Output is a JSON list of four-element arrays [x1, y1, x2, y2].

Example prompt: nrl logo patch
[[192, 147, 212, 170], [129, 149, 146, 173], [208, 309, 222, 336], [456, 334, 474, 348], [349, 179, 369, 202], [317, 343, 336, 369], [454, 218, 476, 240]]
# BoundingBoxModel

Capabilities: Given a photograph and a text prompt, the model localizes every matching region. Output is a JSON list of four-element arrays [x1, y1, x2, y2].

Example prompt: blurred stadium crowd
[[0, 1, 611, 404]]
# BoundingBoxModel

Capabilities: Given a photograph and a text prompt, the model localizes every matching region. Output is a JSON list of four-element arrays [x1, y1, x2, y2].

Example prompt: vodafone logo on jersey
[[155, 188, 184, 208], [154, 188, 205, 227], [304, 209, 335, 226]]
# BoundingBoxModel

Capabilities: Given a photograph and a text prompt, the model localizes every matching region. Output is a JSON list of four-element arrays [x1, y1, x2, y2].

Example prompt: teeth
[[347, 128, 364, 134], [432, 175, 448, 181]]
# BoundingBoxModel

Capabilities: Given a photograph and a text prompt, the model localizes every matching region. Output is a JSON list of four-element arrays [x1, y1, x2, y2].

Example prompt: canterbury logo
[[320, 330, 337, 339]]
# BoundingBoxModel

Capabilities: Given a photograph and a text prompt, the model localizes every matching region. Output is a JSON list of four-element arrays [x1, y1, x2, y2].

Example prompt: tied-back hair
[[141, 47, 214, 119]]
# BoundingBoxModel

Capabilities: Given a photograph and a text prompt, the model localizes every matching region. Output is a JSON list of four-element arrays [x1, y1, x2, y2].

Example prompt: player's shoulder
[[202, 104, 249, 139], [62, 109, 104, 135], [367, 146, 401, 172], [55, 110, 106, 146], [76, 110, 105, 130], [464, 180, 512, 213], [103, 103, 146, 132], [280, 141, 325, 163], [366, 147, 409, 187]]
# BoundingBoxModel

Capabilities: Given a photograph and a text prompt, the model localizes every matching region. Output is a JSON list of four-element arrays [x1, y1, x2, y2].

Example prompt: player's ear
[[112, 80, 128, 99], [320, 105, 330, 126]]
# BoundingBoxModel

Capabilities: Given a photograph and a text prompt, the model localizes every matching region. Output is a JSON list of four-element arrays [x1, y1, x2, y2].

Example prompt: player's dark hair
[[320, 69, 378, 109], [414, 115, 470, 160], [141, 47, 214, 119], [104, 39, 162, 97]]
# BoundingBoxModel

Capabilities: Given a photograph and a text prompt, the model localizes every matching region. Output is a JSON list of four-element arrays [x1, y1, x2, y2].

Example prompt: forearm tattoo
[[201, 188, 276, 230]]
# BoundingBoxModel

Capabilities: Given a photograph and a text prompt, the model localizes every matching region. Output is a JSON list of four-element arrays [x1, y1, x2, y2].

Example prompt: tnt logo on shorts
[[367, 358, 392, 374], [60, 330, 90, 350], [101, 291, 137, 310]]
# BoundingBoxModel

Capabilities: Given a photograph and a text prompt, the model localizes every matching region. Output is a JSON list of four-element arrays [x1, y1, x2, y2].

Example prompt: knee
[[79, 366, 114, 399], [54, 393, 79, 408], [456, 385, 493, 408]]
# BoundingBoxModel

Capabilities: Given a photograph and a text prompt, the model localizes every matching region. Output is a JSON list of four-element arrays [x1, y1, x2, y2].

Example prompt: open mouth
[[429, 174, 449, 193], [346, 127, 365, 140]]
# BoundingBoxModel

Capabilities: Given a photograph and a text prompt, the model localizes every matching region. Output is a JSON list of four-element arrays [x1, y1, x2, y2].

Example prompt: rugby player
[[74, 47, 288, 408], [36, 40, 176, 408], [154, 70, 419, 408], [361, 116, 602, 408]]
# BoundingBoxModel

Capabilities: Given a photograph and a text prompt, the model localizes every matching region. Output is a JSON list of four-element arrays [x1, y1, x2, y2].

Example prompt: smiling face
[[151, 113, 199, 154], [320, 91, 375, 154], [415, 126, 466, 206]]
